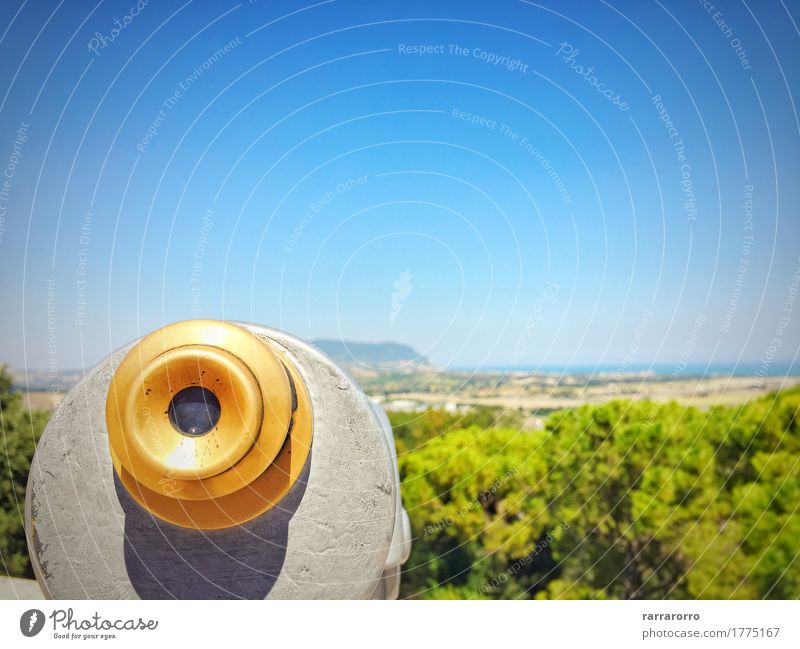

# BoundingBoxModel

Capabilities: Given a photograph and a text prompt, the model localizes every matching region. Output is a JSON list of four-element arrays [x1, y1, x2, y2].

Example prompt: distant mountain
[[312, 340, 430, 369]]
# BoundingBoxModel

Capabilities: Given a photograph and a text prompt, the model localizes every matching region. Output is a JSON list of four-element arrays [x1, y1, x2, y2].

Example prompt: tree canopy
[[0, 366, 49, 577], [394, 388, 800, 599]]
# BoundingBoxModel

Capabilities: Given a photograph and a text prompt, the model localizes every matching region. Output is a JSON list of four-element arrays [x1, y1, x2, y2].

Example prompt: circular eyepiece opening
[[168, 386, 221, 436]]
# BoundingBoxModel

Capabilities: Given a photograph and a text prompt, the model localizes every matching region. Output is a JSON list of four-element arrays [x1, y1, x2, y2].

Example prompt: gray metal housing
[[25, 323, 411, 599]]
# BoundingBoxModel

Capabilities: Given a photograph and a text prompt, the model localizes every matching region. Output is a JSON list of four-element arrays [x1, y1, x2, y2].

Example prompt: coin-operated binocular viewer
[[26, 320, 411, 599]]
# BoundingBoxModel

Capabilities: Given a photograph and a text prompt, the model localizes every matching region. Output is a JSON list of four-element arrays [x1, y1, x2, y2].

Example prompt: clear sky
[[0, 0, 798, 371]]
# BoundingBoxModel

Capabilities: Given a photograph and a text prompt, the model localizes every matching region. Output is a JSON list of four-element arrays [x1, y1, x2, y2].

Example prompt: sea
[[448, 361, 800, 377]]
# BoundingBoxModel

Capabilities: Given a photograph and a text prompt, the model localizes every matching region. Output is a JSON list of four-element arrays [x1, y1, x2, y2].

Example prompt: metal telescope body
[[25, 321, 412, 599]]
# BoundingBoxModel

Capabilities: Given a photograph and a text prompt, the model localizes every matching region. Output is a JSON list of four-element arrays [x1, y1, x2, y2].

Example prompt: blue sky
[[0, 0, 798, 370]]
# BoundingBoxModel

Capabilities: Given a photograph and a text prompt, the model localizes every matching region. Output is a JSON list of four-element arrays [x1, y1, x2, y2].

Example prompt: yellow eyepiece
[[105, 320, 312, 529]]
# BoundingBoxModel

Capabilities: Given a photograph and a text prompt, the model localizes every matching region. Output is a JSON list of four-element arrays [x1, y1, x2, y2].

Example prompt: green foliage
[[0, 366, 49, 577], [397, 390, 800, 599], [389, 406, 524, 455]]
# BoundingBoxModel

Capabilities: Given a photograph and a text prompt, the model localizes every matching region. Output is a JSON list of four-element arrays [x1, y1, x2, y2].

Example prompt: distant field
[[366, 371, 800, 414], [17, 370, 800, 418], [20, 390, 63, 411]]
